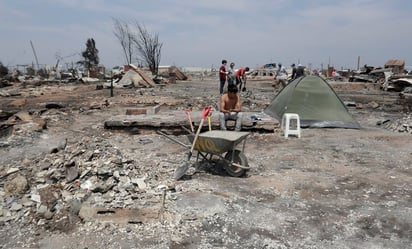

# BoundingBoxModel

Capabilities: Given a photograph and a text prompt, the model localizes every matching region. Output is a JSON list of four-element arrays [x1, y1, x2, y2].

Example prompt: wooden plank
[[129, 64, 156, 87]]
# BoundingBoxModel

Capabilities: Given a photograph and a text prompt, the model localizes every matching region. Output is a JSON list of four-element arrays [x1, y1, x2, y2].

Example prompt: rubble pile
[[1, 74, 412, 248], [378, 113, 412, 134], [1, 134, 178, 232]]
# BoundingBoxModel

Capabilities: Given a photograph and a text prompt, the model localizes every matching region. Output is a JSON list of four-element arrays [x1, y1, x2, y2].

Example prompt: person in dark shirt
[[219, 60, 228, 94], [296, 64, 305, 78], [291, 64, 297, 80]]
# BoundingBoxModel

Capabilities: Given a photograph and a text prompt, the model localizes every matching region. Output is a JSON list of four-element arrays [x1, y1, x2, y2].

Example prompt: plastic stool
[[281, 113, 301, 138]]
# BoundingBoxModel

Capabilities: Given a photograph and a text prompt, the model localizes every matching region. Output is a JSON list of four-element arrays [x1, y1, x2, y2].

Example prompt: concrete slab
[[104, 111, 279, 131], [79, 206, 159, 224]]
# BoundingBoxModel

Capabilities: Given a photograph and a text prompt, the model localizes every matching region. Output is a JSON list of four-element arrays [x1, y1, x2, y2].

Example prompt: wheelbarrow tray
[[187, 130, 250, 154]]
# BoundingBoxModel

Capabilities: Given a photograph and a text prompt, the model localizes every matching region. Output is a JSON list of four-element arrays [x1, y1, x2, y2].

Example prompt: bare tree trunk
[[133, 22, 162, 76], [112, 19, 163, 75], [113, 18, 134, 65]]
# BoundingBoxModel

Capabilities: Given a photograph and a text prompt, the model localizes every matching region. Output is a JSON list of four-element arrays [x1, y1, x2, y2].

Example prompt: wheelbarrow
[[158, 130, 251, 179]]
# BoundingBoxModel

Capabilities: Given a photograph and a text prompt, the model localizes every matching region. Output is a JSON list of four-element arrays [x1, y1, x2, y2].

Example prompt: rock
[[69, 199, 82, 215], [0, 90, 11, 97], [33, 117, 47, 130], [37, 204, 48, 215], [37, 204, 54, 219], [15, 110, 32, 122], [38, 184, 61, 209], [132, 177, 147, 190], [113, 170, 120, 179], [356, 103, 364, 109], [9, 202, 23, 211], [96, 167, 112, 176], [21, 197, 34, 207], [90, 102, 104, 109], [9, 98, 27, 108], [110, 156, 122, 165], [50, 138, 67, 153], [44, 209, 54, 220], [22, 158, 31, 166], [50, 210, 78, 232], [6, 167, 20, 175], [91, 178, 116, 193], [4, 174, 28, 195], [14, 121, 44, 134], [80, 180, 93, 191], [368, 101, 380, 109], [31, 194, 41, 203], [65, 164, 79, 183]]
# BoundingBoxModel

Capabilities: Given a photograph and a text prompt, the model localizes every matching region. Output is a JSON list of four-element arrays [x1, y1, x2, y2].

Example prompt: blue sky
[[1, 0, 411, 70]]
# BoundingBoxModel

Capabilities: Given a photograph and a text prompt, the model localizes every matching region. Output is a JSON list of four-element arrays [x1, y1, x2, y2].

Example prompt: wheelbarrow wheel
[[224, 150, 248, 177]]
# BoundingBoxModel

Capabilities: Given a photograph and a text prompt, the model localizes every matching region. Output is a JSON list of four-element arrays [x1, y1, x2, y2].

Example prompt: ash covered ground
[[0, 78, 411, 249]]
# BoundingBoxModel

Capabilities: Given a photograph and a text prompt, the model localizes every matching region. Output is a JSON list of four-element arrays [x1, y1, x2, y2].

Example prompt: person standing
[[235, 66, 250, 92], [219, 60, 228, 94], [227, 62, 236, 86], [291, 64, 297, 80], [275, 63, 288, 88], [219, 84, 243, 131], [296, 64, 305, 78]]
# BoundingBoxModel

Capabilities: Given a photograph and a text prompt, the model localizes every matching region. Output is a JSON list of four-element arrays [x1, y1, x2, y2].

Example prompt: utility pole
[[30, 40, 40, 72], [110, 71, 114, 97]]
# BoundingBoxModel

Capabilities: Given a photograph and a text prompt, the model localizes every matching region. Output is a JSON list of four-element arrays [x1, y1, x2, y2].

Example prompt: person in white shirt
[[227, 62, 236, 86], [275, 63, 288, 88]]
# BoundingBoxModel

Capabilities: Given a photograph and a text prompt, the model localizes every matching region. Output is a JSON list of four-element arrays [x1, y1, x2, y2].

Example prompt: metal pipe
[[157, 130, 190, 148]]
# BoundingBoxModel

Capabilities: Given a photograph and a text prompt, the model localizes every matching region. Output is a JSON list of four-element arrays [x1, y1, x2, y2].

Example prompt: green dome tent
[[264, 75, 361, 129]]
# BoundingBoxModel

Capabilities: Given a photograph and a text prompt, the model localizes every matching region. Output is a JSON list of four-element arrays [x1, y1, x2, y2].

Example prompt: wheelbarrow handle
[[185, 108, 194, 133], [202, 106, 212, 119], [156, 130, 190, 149], [190, 106, 211, 155]]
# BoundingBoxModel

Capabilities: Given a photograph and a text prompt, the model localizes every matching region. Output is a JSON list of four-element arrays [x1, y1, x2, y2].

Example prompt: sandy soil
[[0, 78, 411, 249]]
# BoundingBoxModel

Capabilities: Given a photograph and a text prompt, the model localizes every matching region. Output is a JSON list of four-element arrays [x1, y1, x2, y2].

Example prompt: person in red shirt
[[235, 67, 250, 92], [219, 60, 228, 94]]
